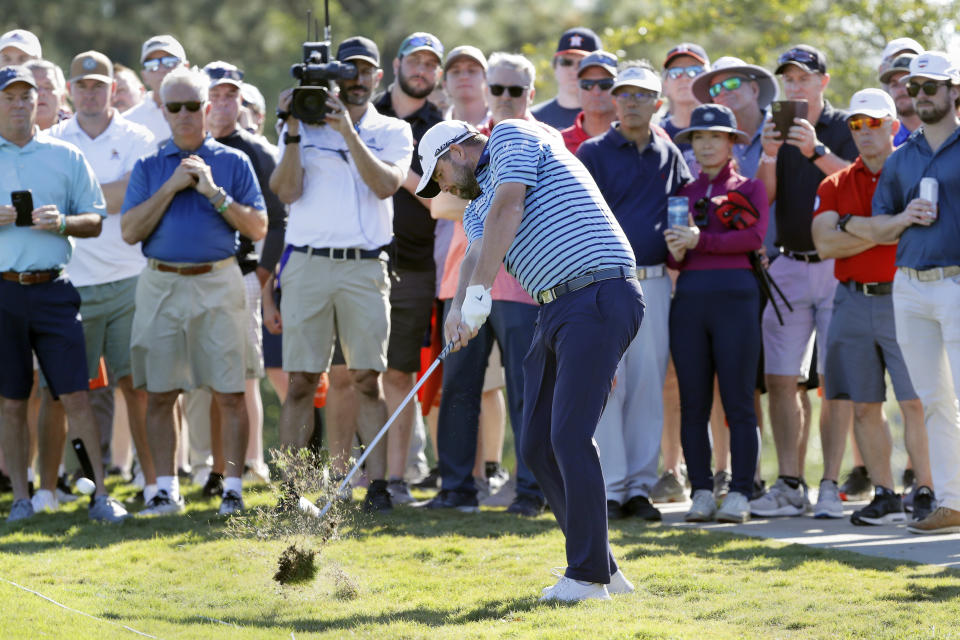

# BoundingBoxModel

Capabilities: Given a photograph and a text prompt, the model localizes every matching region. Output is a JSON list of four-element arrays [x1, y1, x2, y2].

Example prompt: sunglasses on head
[[708, 76, 745, 98], [143, 56, 181, 72], [489, 84, 527, 97], [165, 101, 203, 113], [906, 80, 944, 97], [556, 57, 578, 67], [665, 65, 704, 80], [403, 35, 443, 54], [614, 89, 658, 102], [778, 49, 818, 67], [579, 78, 614, 91], [206, 67, 244, 82], [847, 116, 886, 131]]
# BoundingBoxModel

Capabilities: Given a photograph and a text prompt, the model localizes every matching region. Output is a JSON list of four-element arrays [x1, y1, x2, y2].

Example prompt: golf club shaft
[[317, 340, 455, 518]]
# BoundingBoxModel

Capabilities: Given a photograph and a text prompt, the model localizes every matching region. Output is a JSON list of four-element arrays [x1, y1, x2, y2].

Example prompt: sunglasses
[[556, 57, 578, 67], [490, 84, 528, 97], [614, 90, 658, 102], [847, 116, 886, 131], [778, 49, 819, 68], [665, 65, 704, 80], [708, 76, 745, 98], [402, 35, 443, 55], [579, 78, 614, 91], [206, 67, 244, 82], [165, 101, 203, 113], [906, 80, 944, 97], [143, 56, 181, 72]]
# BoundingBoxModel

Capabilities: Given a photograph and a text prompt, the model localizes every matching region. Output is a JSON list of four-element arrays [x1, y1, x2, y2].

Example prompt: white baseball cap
[[881, 37, 923, 62], [847, 88, 896, 119], [140, 35, 186, 63], [0, 29, 41, 59], [415, 120, 480, 198], [902, 51, 960, 84], [611, 66, 662, 94]]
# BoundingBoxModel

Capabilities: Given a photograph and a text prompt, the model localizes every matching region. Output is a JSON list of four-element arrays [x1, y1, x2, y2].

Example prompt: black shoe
[[851, 492, 907, 525], [751, 479, 766, 501], [0, 470, 11, 493], [912, 486, 936, 521], [412, 467, 440, 490], [218, 490, 245, 516], [607, 499, 624, 520], [902, 468, 916, 490], [202, 472, 224, 498], [363, 479, 393, 514], [622, 494, 662, 521], [422, 489, 478, 513], [839, 465, 872, 501], [506, 494, 545, 517]]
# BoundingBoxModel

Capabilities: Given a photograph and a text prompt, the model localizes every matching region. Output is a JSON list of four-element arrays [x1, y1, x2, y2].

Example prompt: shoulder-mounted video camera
[[289, 7, 356, 125]]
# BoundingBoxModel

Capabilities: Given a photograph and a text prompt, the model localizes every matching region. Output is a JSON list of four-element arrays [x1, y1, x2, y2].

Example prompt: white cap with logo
[[415, 120, 480, 198], [612, 66, 662, 94], [140, 35, 186, 64], [847, 88, 896, 119], [881, 37, 924, 62], [903, 51, 960, 83], [0, 29, 41, 59]]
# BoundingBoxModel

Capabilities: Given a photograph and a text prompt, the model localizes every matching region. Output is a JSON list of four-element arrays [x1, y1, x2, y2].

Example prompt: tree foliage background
[[4, 0, 957, 141]]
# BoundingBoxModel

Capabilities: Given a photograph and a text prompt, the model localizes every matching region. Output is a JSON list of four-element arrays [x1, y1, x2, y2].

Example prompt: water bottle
[[920, 177, 938, 220], [668, 196, 689, 228]]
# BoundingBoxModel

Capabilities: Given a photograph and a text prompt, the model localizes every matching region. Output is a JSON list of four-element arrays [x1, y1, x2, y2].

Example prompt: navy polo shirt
[[873, 125, 960, 270], [122, 137, 265, 263], [577, 123, 692, 266], [773, 101, 858, 253]]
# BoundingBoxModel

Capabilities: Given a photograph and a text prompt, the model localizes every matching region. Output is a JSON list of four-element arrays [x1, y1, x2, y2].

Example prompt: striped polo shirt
[[463, 119, 635, 298]]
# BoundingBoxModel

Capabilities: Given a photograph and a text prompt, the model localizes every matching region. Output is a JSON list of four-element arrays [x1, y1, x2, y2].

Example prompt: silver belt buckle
[[18, 272, 30, 284], [330, 248, 349, 262]]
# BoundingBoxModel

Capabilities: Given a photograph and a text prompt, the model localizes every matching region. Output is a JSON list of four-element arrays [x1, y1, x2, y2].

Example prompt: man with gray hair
[[121, 66, 267, 516], [479, 52, 559, 140], [25, 60, 69, 130]]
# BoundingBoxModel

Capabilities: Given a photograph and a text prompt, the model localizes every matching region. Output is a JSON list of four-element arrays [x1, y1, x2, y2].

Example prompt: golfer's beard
[[454, 172, 482, 200]]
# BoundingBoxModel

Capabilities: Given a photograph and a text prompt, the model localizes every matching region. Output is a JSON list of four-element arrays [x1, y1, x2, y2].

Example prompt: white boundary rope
[[1, 576, 159, 638]]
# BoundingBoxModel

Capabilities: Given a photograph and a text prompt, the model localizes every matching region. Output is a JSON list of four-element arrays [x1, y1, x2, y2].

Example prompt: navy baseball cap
[[578, 51, 618, 77], [337, 36, 380, 67], [674, 104, 749, 145], [664, 43, 710, 68], [0, 65, 37, 91], [776, 45, 827, 74], [555, 27, 601, 56]]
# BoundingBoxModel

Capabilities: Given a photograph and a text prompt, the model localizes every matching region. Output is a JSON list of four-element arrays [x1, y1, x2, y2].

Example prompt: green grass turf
[[2, 479, 959, 640]]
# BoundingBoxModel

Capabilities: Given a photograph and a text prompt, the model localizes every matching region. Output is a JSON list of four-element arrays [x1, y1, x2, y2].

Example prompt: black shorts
[[0, 277, 89, 399], [386, 268, 436, 373]]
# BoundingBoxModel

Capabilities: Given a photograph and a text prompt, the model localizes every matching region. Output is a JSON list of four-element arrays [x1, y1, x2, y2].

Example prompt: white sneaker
[[139, 489, 185, 516], [684, 489, 717, 522], [814, 480, 844, 519], [31, 489, 59, 513], [750, 478, 806, 517], [608, 569, 635, 595], [716, 491, 751, 523], [540, 576, 611, 602]]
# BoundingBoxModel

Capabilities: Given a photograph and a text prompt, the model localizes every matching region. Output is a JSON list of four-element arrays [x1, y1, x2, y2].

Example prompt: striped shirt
[[463, 119, 635, 298]]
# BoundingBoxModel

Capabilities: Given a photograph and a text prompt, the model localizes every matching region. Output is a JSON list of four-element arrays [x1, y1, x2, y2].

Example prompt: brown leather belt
[[1, 270, 61, 285], [147, 256, 236, 276]]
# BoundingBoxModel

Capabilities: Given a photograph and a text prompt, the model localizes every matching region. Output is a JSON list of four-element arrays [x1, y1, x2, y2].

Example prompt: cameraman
[[269, 36, 414, 514]]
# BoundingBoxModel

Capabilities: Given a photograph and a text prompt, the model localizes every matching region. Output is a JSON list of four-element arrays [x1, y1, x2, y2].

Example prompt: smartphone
[[12, 190, 33, 227], [771, 100, 809, 140]]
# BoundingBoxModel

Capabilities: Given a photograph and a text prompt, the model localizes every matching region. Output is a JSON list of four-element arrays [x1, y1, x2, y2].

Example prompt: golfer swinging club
[[416, 119, 644, 602]]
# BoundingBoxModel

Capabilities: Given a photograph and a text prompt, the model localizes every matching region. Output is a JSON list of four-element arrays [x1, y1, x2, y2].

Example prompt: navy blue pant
[[520, 277, 644, 584], [669, 269, 760, 497], [438, 299, 543, 499]]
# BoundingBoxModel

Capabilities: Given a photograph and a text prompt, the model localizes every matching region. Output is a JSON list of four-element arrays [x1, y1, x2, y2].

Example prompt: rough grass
[[2, 479, 959, 640]]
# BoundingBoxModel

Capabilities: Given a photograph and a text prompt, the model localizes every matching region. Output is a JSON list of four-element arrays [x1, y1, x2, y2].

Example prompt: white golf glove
[[460, 285, 493, 331]]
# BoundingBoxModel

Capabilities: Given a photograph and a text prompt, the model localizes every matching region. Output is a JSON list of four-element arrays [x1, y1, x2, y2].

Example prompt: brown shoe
[[906, 506, 960, 535]]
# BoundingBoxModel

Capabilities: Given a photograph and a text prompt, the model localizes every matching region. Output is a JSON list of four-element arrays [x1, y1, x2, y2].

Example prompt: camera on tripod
[[288, 6, 356, 125]]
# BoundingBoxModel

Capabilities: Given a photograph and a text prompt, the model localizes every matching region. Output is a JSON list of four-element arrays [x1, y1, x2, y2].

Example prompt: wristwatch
[[283, 132, 301, 145], [836, 213, 853, 232], [809, 143, 829, 162]]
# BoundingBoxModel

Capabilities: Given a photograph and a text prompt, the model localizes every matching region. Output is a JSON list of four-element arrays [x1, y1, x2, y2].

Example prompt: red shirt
[[561, 112, 592, 154], [813, 157, 897, 283]]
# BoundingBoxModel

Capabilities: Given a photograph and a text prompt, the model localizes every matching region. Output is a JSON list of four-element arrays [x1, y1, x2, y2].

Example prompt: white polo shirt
[[123, 93, 171, 143], [49, 111, 156, 286], [279, 104, 413, 250]]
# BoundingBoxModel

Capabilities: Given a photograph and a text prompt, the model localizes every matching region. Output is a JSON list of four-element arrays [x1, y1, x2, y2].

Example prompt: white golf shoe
[[540, 576, 611, 602]]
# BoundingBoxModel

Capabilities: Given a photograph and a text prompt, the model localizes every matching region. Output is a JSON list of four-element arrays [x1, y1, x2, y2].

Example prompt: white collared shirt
[[279, 104, 413, 249], [49, 111, 156, 285], [123, 93, 171, 144]]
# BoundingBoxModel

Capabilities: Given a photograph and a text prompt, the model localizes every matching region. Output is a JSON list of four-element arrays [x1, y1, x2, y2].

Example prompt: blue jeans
[[437, 299, 542, 499]]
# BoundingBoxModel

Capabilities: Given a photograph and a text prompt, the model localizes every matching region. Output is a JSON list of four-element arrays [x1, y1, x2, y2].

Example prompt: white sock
[[223, 476, 242, 497], [157, 475, 179, 499], [144, 484, 158, 502], [57, 463, 65, 476], [27, 467, 35, 482]]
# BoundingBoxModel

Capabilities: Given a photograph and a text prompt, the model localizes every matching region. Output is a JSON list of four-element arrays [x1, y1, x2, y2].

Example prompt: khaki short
[[130, 260, 247, 393], [77, 275, 139, 380], [281, 250, 390, 373]]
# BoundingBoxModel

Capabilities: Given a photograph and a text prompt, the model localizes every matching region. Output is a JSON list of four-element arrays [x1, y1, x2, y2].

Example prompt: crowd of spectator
[[1, 24, 958, 537]]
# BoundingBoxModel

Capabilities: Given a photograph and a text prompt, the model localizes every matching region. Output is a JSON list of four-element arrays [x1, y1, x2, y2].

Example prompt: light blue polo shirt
[[0, 132, 106, 271]]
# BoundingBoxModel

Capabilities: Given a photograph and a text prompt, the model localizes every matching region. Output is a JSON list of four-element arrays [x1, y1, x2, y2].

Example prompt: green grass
[[2, 479, 959, 640]]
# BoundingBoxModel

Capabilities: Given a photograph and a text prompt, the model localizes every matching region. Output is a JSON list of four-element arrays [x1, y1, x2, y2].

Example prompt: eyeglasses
[[847, 116, 886, 131], [614, 90, 658, 102], [556, 57, 578, 67], [489, 84, 528, 97], [579, 78, 614, 91], [165, 101, 203, 113], [665, 65, 704, 80], [206, 66, 244, 82], [143, 56, 181, 72], [906, 80, 944, 97], [778, 49, 819, 68], [708, 77, 745, 98]]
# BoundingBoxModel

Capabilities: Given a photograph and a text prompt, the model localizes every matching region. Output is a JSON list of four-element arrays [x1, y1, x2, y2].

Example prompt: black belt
[[783, 250, 822, 264], [290, 246, 383, 260], [537, 266, 634, 304], [845, 280, 892, 296]]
